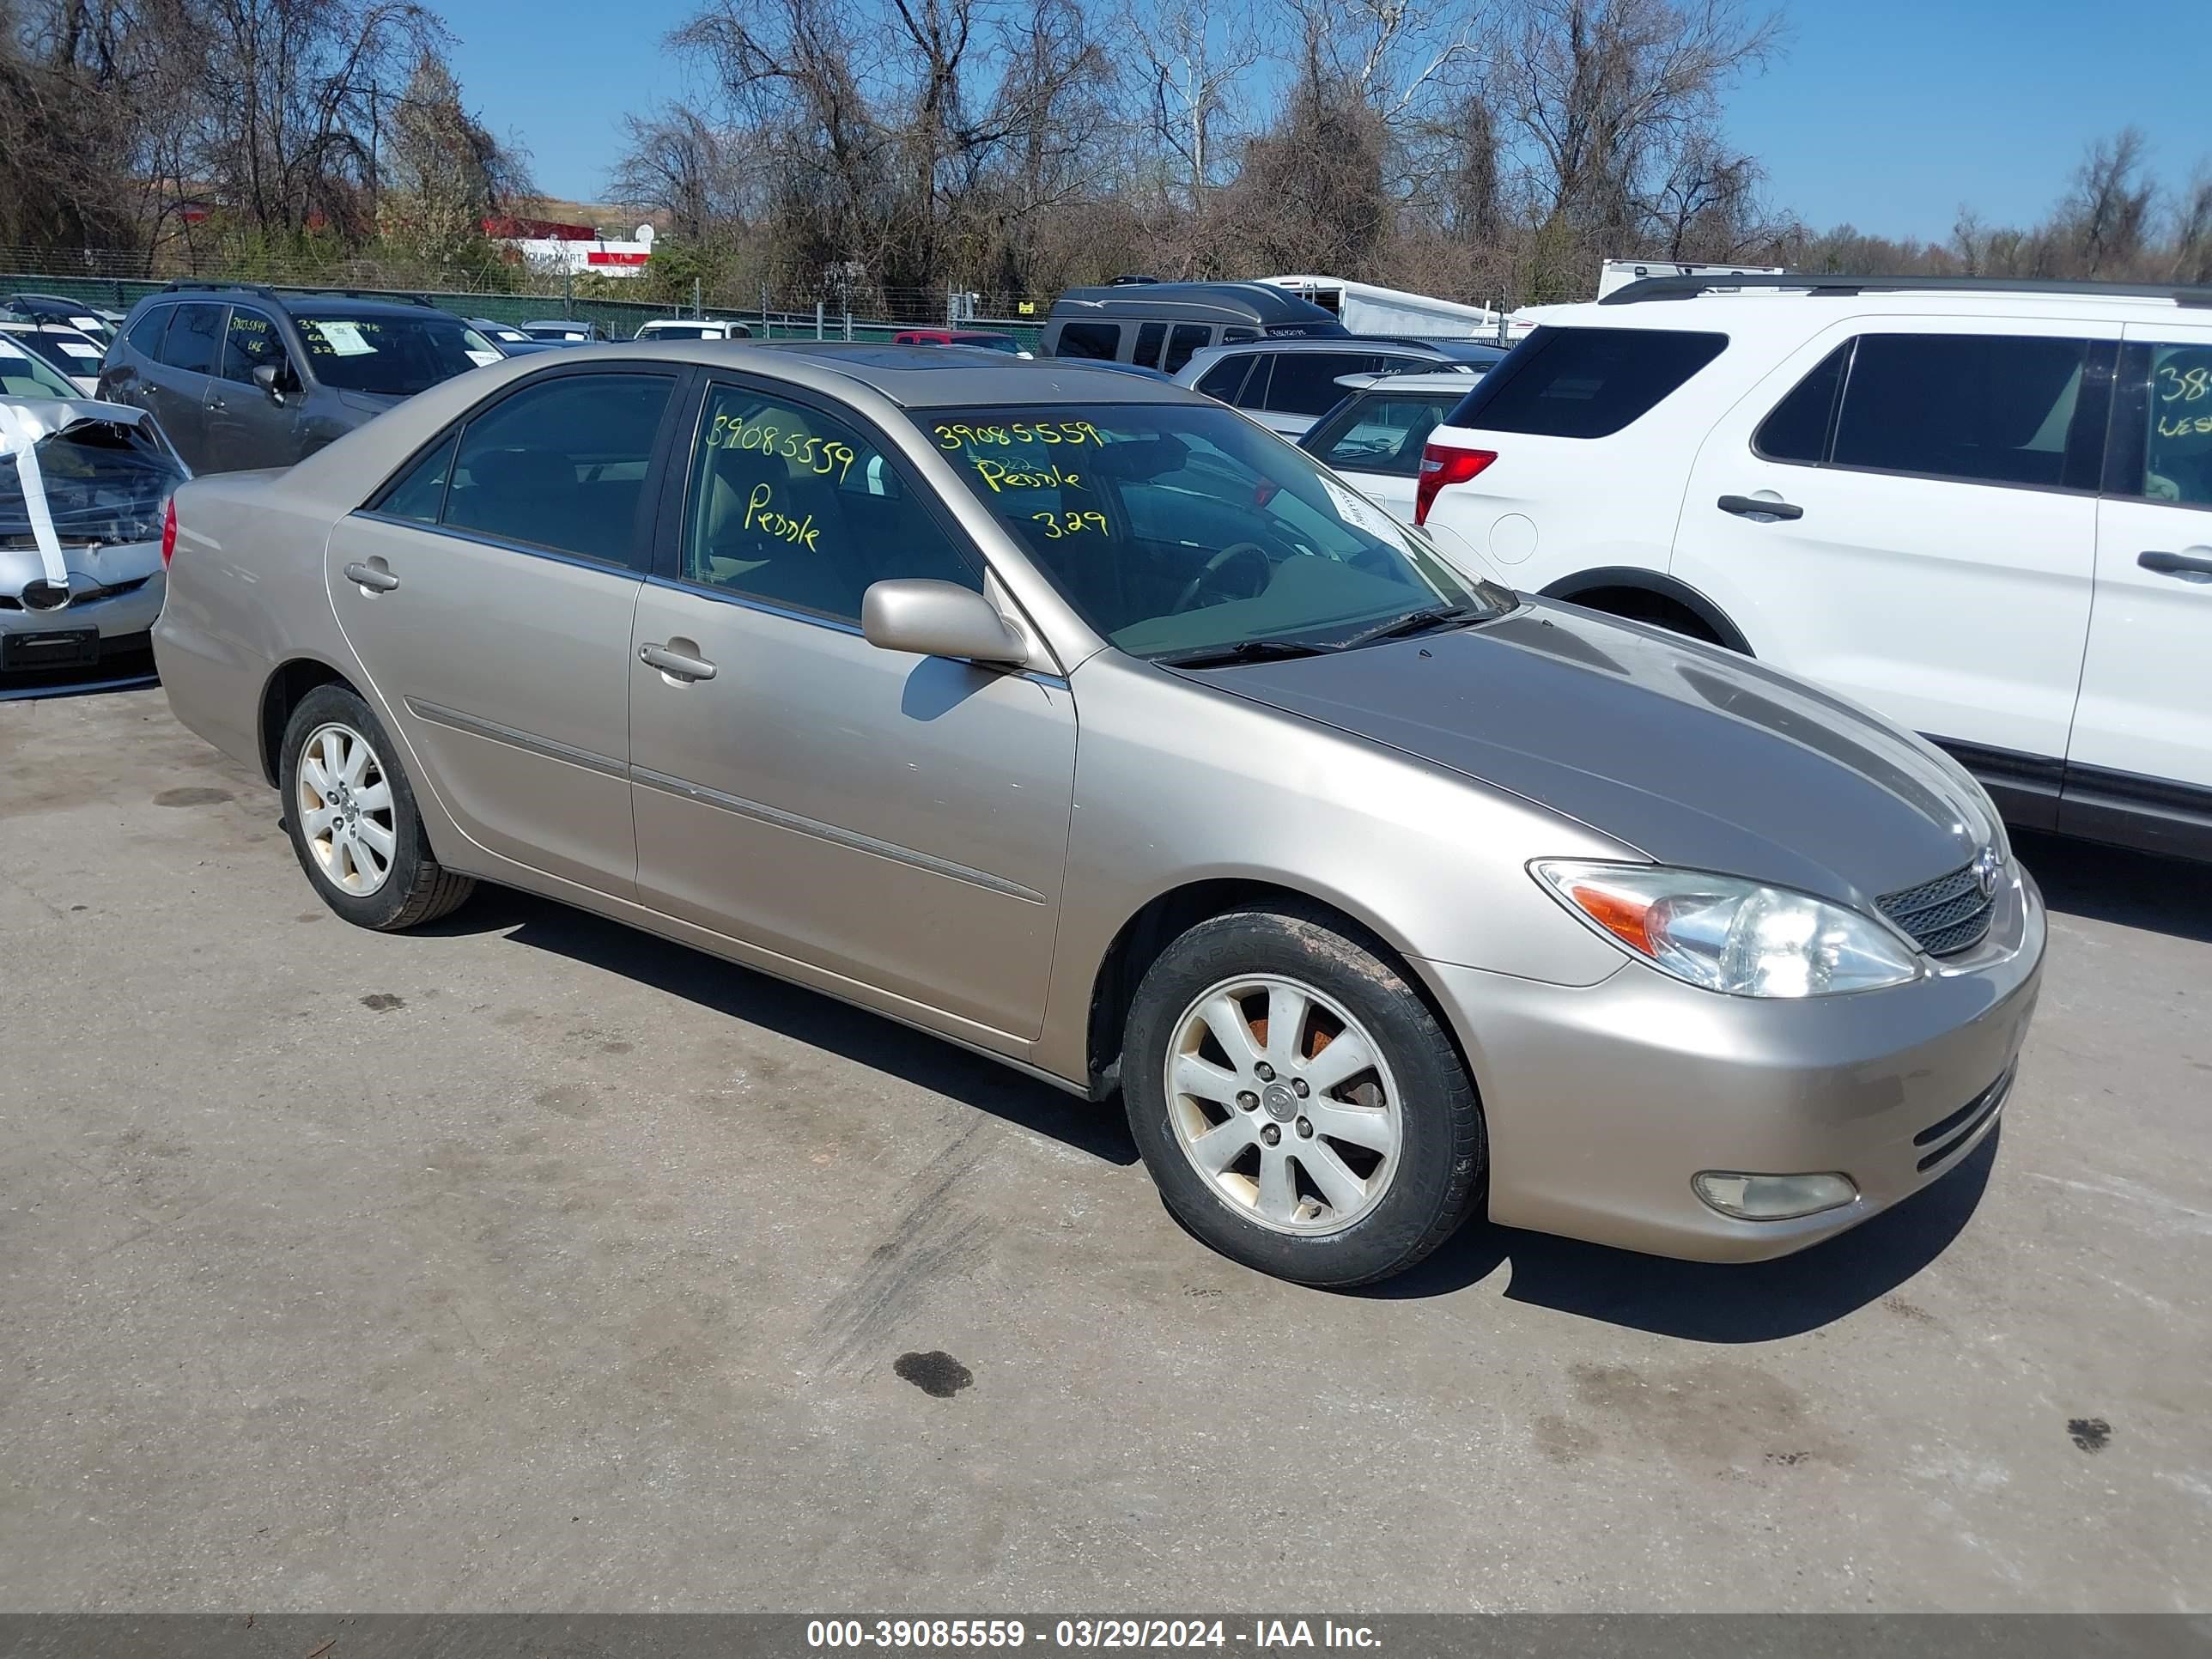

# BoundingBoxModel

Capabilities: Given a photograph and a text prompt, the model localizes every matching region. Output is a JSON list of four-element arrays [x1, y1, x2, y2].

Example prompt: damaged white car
[[2, 343, 188, 686]]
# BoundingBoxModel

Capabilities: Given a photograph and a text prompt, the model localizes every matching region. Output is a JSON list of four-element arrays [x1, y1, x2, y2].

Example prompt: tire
[[279, 682, 474, 931], [1122, 904, 1485, 1288]]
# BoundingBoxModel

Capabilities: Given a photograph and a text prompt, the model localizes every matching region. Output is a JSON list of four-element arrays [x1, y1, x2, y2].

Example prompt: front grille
[[0, 576, 151, 611], [1878, 860, 1995, 957]]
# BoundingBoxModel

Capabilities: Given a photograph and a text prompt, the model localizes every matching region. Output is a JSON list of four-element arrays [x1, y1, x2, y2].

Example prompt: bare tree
[[1123, 0, 1257, 217], [2061, 127, 2156, 277], [611, 104, 755, 241], [1499, 0, 1782, 288], [2172, 166, 2212, 286]]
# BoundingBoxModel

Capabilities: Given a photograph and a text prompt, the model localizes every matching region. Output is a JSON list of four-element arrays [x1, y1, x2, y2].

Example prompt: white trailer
[[1595, 258, 1787, 300], [1256, 276, 1510, 339]]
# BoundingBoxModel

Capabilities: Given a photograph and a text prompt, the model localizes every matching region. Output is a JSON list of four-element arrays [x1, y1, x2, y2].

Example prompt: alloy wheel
[[296, 721, 397, 897], [1163, 974, 1403, 1236]]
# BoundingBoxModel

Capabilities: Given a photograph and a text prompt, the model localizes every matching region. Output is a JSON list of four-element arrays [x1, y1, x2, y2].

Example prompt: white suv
[[1418, 274, 2212, 861]]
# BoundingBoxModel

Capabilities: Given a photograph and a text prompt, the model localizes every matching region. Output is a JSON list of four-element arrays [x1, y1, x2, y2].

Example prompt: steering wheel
[[1170, 541, 1273, 614]]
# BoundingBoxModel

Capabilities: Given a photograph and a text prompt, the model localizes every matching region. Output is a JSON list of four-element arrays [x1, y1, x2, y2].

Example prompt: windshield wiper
[[1154, 638, 1335, 669], [1332, 605, 1484, 651]]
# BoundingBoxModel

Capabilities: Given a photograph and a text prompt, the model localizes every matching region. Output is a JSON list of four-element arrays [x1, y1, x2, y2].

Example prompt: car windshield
[[921, 402, 1509, 660], [0, 341, 80, 400], [12, 331, 101, 378], [294, 313, 500, 394]]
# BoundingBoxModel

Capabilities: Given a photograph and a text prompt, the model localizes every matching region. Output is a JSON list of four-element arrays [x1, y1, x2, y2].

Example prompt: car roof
[[1332, 370, 1486, 393], [1050, 282, 1339, 327], [1531, 276, 2212, 342], [132, 287, 453, 322], [1213, 336, 1468, 355], [619, 339, 1205, 408]]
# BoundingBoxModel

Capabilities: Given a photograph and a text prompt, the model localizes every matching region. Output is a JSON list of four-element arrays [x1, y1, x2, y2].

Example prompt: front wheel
[[1122, 906, 1486, 1287], [279, 682, 475, 931]]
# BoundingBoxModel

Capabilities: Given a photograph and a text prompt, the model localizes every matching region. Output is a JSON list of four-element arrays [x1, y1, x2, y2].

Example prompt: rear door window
[[1054, 321, 1121, 361], [159, 304, 225, 376], [1194, 354, 1255, 401], [1133, 321, 1167, 368], [438, 372, 676, 564], [1449, 325, 1726, 438], [1262, 353, 1377, 417], [125, 307, 170, 356], [1831, 334, 2097, 489], [1163, 324, 1212, 375], [1753, 343, 1850, 463]]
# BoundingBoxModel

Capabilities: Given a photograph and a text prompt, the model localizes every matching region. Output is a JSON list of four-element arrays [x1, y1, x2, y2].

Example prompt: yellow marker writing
[[745, 482, 821, 551]]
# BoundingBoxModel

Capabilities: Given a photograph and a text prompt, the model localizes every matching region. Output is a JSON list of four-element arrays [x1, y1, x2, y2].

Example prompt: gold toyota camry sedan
[[154, 342, 2042, 1286]]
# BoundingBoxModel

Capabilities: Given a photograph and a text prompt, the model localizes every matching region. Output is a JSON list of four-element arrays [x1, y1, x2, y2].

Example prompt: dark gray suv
[[98, 284, 502, 474]]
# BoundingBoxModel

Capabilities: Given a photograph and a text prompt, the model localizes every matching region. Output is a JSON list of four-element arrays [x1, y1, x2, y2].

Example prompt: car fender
[[1539, 566, 1753, 655]]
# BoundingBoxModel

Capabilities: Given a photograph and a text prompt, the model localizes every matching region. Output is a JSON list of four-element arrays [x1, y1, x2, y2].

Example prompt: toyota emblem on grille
[[19, 577, 73, 612], [1972, 845, 2002, 900]]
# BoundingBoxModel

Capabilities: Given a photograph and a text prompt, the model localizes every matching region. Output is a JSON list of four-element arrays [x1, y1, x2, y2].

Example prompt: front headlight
[[1531, 860, 1922, 998]]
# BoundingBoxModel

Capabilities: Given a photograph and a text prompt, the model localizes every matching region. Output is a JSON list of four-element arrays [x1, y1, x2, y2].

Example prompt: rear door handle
[[640, 642, 717, 682], [1717, 494, 1804, 521], [343, 561, 399, 592], [2137, 550, 2212, 582]]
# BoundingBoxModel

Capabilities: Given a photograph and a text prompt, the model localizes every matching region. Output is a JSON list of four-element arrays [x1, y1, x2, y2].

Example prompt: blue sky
[[436, 0, 2212, 244]]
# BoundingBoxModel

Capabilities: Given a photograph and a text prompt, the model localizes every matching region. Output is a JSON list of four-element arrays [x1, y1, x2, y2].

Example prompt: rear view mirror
[[861, 580, 1030, 667]]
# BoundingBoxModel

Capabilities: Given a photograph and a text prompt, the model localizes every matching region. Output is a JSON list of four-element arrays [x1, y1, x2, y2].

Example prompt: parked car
[[520, 319, 608, 343], [893, 328, 1023, 354], [1078, 360, 1176, 381], [1299, 369, 1502, 574], [1042, 282, 1346, 371], [98, 283, 505, 474], [1418, 271, 2212, 862], [155, 343, 2040, 1287], [1176, 337, 1486, 438], [1, 370, 187, 684], [464, 319, 564, 356], [1362, 336, 1513, 368], [634, 318, 756, 342], [0, 319, 108, 396], [3, 292, 124, 346]]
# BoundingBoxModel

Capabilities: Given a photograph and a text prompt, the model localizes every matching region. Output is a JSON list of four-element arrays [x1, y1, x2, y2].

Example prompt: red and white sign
[[484, 219, 656, 279]]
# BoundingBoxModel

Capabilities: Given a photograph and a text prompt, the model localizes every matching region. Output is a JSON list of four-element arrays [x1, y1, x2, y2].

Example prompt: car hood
[[334, 390, 403, 417], [1179, 599, 1998, 909]]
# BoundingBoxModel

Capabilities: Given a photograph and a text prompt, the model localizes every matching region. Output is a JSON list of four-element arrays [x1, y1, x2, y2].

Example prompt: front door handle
[[1717, 494, 1804, 521], [2138, 550, 2212, 583], [640, 642, 717, 682], [343, 560, 399, 592]]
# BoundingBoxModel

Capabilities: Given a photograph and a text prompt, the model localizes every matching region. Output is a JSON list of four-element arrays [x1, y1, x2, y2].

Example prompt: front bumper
[[1424, 863, 2045, 1261], [1, 541, 166, 666]]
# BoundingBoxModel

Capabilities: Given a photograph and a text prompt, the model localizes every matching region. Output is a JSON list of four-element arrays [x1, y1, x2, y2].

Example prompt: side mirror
[[250, 361, 290, 404], [861, 579, 1030, 667]]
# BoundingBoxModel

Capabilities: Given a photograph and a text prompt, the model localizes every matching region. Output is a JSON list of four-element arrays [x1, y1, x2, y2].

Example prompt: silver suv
[[1179, 337, 1505, 437], [99, 284, 501, 474]]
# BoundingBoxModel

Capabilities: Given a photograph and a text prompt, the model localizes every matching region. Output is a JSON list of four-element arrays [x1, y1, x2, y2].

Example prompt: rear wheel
[[1122, 905, 1485, 1287], [279, 683, 473, 931]]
